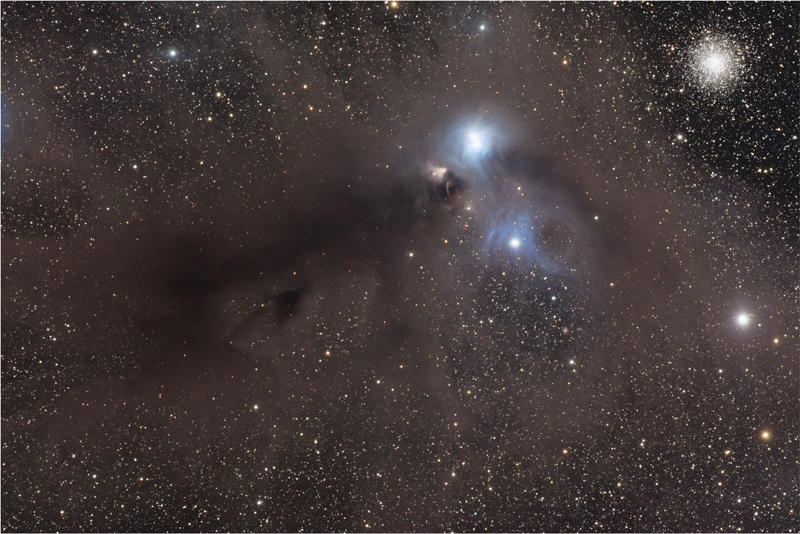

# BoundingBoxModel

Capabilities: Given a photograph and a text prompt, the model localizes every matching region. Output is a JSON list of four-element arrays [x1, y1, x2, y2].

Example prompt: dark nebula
[[1, 2, 797, 532]]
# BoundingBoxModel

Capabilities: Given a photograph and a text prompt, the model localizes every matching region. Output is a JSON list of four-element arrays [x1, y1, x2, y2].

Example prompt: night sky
[[1, 2, 798, 532]]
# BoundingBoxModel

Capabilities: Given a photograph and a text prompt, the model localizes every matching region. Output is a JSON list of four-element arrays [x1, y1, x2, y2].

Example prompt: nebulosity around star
[[736, 312, 751, 327], [1, 2, 796, 533]]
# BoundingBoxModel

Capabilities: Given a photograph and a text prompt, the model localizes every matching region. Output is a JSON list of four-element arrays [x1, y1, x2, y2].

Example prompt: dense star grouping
[[1, 2, 797, 532]]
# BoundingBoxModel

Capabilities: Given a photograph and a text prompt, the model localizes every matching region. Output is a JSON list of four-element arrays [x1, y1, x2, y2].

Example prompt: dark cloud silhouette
[[2, 3, 796, 532]]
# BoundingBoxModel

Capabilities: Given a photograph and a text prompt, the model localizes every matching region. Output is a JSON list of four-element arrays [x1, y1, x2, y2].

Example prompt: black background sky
[[1, 2, 798, 532]]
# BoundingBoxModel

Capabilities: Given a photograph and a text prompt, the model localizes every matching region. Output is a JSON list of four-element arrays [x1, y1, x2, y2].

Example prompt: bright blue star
[[467, 130, 484, 151]]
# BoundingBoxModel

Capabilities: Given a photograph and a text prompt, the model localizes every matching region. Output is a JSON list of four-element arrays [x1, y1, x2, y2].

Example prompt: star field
[[1, 3, 797, 532]]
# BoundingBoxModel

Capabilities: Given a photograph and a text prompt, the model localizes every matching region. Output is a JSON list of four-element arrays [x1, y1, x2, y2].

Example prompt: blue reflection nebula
[[438, 116, 512, 184], [484, 211, 559, 272], [466, 130, 486, 151]]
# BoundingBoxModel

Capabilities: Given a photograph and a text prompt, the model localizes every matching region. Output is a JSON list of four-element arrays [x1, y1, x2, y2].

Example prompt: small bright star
[[509, 238, 521, 248], [736, 313, 750, 326], [480, 24, 485, 31], [169, 49, 177, 57], [430, 166, 447, 180]]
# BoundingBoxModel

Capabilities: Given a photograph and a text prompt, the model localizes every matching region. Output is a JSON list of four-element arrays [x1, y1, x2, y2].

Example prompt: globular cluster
[[688, 33, 746, 93], [1, 3, 797, 533]]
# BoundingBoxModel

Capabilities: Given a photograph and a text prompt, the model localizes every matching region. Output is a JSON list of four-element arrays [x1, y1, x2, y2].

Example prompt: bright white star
[[736, 313, 750, 326], [467, 131, 484, 150], [509, 238, 521, 248]]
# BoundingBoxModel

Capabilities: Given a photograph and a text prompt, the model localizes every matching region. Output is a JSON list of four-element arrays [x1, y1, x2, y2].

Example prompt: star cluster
[[1, 3, 797, 532], [689, 34, 746, 93]]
